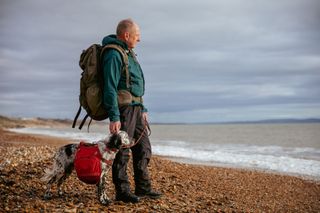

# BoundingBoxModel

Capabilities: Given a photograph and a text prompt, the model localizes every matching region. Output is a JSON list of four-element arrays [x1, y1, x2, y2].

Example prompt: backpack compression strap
[[72, 44, 130, 131], [101, 44, 130, 89]]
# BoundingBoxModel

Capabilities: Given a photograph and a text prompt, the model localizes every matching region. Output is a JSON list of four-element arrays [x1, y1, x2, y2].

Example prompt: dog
[[41, 131, 133, 205]]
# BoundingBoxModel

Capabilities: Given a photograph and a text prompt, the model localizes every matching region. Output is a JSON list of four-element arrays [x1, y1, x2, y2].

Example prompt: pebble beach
[[0, 116, 319, 212]]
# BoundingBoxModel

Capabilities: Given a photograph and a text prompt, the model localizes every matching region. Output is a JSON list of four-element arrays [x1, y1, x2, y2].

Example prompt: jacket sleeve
[[142, 104, 148, 113], [102, 50, 122, 122]]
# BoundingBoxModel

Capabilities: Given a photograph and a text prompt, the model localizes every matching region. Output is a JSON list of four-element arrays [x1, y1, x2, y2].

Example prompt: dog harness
[[74, 142, 116, 185]]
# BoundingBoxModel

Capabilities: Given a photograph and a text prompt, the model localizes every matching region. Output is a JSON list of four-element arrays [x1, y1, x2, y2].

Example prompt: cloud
[[1, 0, 320, 122]]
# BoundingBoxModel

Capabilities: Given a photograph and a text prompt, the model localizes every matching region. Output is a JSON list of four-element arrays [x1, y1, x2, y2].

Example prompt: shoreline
[[165, 155, 320, 182], [4, 127, 320, 182], [7, 123, 320, 181], [1, 128, 320, 212]]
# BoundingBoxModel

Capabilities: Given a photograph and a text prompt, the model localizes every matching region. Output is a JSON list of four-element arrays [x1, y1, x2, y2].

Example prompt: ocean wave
[[9, 127, 320, 178]]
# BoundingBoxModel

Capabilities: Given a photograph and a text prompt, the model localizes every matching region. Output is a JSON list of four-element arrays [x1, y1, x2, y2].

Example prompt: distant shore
[[0, 116, 319, 212], [2, 114, 320, 127]]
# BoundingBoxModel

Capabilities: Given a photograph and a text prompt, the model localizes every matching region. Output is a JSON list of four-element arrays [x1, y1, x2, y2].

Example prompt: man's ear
[[124, 31, 130, 41]]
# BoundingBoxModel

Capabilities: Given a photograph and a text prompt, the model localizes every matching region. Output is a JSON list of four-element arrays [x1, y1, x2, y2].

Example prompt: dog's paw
[[99, 193, 111, 206], [43, 193, 52, 200], [99, 198, 111, 206]]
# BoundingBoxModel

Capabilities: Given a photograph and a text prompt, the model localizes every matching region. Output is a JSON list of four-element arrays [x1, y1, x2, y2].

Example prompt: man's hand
[[109, 121, 121, 134], [142, 112, 148, 123]]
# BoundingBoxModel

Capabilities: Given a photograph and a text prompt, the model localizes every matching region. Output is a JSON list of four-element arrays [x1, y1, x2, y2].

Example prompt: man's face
[[126, 24, 140, 49]]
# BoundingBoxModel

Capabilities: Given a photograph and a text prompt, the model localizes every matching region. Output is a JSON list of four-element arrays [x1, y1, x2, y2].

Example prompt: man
[[101, 18, 162, 203]]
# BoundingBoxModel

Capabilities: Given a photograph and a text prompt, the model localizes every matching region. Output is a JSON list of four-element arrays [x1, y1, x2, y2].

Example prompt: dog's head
[[107, 131, 132, 150]]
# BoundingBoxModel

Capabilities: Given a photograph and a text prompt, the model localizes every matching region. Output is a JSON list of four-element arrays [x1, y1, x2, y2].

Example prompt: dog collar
[[105, 147, 118, 153], [103, 159, 113, 166]]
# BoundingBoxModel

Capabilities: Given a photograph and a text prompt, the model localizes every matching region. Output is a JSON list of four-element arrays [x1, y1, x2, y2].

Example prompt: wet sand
[[0, 117, 319, 212]]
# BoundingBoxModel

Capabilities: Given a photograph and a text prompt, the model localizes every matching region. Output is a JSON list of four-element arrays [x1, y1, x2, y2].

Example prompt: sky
[[1, 0, 320, 123]]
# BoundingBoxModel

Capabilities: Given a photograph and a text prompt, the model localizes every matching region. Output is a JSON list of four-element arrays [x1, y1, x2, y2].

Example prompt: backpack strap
[[102, 44, 130, 89], [79, 114, 89, 130], [75, 113, 92, 132], [72, 105, 82, 128]]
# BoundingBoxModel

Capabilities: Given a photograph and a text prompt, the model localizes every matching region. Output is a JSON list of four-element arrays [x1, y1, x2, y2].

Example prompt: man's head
[[116, 18, 140, 49]]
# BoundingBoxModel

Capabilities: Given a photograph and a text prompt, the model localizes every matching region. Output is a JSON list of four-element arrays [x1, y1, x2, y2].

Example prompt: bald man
[[101, 18, 161, 203]]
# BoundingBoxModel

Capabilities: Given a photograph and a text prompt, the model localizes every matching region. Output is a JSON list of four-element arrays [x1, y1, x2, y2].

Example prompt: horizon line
[[2, 115, 320, 125]]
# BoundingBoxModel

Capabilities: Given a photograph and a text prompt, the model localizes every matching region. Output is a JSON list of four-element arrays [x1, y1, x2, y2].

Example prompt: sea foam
[[9, 127, 320, 179]]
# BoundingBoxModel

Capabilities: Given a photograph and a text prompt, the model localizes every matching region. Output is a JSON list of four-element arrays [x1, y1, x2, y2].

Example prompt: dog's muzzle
[[118, 131, 134, 147]]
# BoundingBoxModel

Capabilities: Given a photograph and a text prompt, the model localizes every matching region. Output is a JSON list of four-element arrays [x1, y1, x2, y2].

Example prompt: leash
[[121, 120, 151, 149]]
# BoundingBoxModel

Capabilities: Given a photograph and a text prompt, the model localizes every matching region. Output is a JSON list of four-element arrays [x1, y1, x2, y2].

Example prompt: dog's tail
[[41, 167, 56, 183]]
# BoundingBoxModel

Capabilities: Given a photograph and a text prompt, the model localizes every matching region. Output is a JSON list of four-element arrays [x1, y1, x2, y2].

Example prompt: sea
[[9, 122, 320, 180]]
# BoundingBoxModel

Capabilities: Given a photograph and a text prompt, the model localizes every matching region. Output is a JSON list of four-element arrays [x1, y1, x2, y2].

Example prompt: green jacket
[[102, 34, 147, 122]]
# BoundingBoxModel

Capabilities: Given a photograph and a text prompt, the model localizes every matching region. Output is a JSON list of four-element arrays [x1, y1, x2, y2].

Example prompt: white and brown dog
[[41, 131, 132, 205]]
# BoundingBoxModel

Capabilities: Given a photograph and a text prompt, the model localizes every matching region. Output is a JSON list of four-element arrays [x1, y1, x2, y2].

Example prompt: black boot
[[116, 191, 140, 203], [135, 189, 162, 199]]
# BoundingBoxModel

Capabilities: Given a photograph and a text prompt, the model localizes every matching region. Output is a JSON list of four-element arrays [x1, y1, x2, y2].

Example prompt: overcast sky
[[1, 0, 320, 123]]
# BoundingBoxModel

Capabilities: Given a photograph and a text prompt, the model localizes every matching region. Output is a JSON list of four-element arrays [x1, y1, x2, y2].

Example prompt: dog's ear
[[108, 133, 122, 149]]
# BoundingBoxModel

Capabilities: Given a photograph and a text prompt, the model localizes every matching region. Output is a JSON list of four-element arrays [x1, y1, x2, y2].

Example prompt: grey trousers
[[112, 105, 152, 194]]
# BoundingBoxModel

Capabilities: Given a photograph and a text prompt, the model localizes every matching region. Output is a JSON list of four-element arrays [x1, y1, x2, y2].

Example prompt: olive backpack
[[72, 43, 130, 130]]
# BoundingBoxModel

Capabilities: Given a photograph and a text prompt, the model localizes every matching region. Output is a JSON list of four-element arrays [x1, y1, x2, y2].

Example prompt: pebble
[[1, 127, 320, 212]]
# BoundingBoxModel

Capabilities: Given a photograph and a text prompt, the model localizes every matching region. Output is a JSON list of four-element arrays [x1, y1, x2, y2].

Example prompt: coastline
[[164, 155, 320, 182], [1, 123, 320, 212]]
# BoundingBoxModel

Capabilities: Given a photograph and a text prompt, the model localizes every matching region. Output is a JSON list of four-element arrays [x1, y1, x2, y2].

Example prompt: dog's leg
[[44, 183, 53, 200], [42, 148, 66, 199], [43, 167, 65, 199], [97, 162, 112, 205], [43, 174, 58, 199], [44, 166, 72, 199], [57, 162, 74, 196], [42, 144, 77, 199]]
